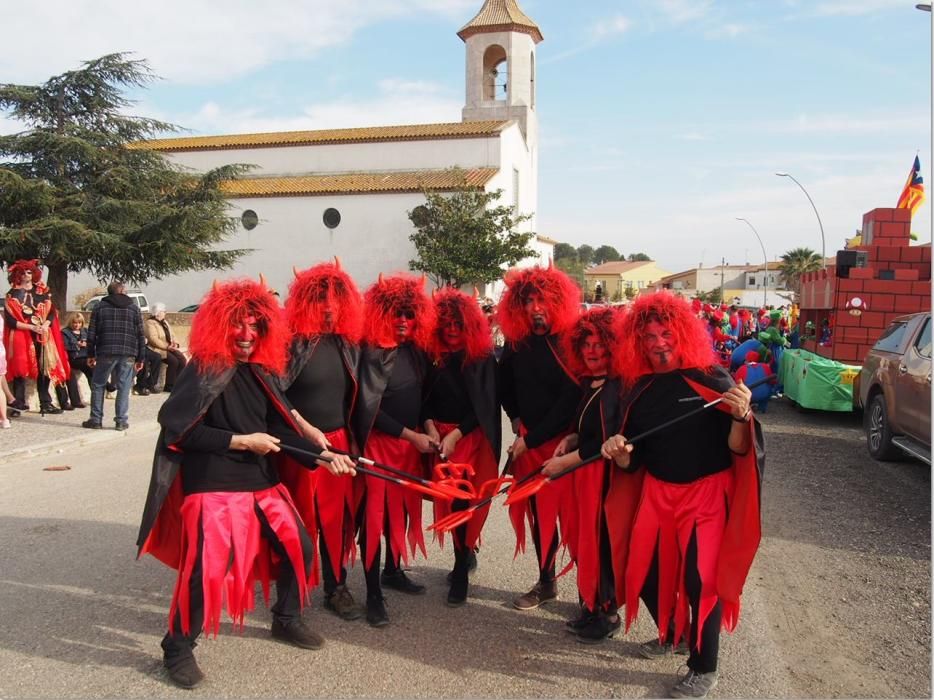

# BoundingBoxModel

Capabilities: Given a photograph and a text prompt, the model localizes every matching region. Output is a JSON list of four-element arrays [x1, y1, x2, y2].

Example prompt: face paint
[[441, 317, 465, 351], [524, 292, 550, 335], [642, 320, 681, 373], [581, 333, 609, 375], [394, 308, 415, 343], [232, 314, 259, 362]]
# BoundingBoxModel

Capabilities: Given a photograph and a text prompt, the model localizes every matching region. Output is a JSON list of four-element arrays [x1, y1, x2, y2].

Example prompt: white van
[[83, 290, 150, 315]]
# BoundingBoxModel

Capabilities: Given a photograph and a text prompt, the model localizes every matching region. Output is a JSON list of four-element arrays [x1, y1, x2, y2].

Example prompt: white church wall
[[67, 192, 430, 311], [164, 136, 504, 176]]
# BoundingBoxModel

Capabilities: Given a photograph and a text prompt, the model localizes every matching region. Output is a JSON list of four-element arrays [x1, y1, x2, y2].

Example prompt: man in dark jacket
[[82, 281, 145, 430]]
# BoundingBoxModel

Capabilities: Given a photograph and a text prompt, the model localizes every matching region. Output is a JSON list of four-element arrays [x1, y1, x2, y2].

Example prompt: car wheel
[[865, 393, 900, 461]]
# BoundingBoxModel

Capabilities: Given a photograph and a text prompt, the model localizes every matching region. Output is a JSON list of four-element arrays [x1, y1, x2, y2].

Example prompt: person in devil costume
[[4, 259, 70, 413], [497, 263, 581, 611], [352, 273, 437, 627], [136, 277, 355, 690], [277, 258, 365, 622], [423, 287, 500, 607], [540, 306, 639, 644], [601, 291, 763, 699]]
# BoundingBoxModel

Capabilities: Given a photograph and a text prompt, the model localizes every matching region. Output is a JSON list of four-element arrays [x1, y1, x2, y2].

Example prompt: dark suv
[[855, 312, 931, 465]]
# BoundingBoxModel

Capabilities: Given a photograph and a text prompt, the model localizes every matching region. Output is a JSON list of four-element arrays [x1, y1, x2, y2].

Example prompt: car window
[[915, 318, 932, 359], [136, 295, 149, 309], [872, 322, 908, 353]]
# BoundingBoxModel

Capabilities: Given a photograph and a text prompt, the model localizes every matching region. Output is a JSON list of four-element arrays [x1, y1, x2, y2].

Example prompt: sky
[[1, 0, 931, 276]]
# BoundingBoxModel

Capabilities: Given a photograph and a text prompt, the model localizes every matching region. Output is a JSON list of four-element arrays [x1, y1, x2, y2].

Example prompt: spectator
[[134, 346, 162, 396], [82, 281, 145, 431], [0, 313, 9, 428], [61, 312, 91, 409], [143, 302, 187, 393]]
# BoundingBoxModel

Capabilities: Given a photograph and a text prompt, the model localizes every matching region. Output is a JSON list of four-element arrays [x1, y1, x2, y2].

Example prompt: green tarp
[[779, 349, 861, 412]]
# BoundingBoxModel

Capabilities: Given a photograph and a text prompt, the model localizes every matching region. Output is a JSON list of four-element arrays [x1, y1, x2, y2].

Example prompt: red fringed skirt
[[362, 430, 426, 569], [566, 457, 610, 612], [508, 425, 571, 563], [430, 421, 498, 550], [168, 484, 313, 637], [278, 428, 358, 576], [624, 470, 733, 651]]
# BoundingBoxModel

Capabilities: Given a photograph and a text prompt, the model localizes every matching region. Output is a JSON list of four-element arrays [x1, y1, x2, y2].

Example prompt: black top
[[179, 364, 282, 493], [576, 383, 606, 460], [5, 286, 55, 335], [374, 343, 423, 437], [625, 371, 732, 484], [499, 334, 581, 448], [159, 318, 173, 344], [424, 351, 479, 436], [61, 327, 89, 360], [286, 335, 350, 433]]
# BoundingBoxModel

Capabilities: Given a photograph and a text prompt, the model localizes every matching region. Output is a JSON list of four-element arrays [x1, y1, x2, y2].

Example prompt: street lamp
[[736, 217, 768, 307], [775, 172, 827, 268]]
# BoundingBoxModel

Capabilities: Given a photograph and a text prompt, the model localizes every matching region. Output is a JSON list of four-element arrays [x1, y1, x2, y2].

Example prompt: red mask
[[232, 315, 259, 362], [581, 333, 609, 375], [642, 320, 681, 373], [524, 293, 550, 335]]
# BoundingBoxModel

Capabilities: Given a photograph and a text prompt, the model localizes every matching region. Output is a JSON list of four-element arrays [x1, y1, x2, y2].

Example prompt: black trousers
[[161, 501, 314, 659], [529, 496, 558, 584], [137, 348, 162, 390], [164, 349, 186, 390], [13, 340, 53, 407], [65, 357, 93, 406], [640, 528, 722, 674], [317, 511, 347, 596], [359, 518, 403, 602]]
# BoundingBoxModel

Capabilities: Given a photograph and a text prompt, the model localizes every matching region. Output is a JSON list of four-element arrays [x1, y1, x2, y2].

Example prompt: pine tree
[[0, 53, 248, 311]]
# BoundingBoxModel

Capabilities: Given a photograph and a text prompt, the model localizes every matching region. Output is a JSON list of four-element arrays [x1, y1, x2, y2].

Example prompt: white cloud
[[591, 15, 632, 39], [0, 0, 477, 85], [778, 113, 930, 134], [159, 79, 462, 135], [704, 23, 749, 39], [676, 132, 709, 141], [657, 0, 713, 23], [541, 13, 632, 65], [812, 0, 906, 16]]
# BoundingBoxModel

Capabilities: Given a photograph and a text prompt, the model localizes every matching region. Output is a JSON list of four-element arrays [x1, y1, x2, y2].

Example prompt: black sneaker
[[270, 617, 324, 650], [446, 570, 468, 607], [565, 608, 595, 633], [576, 612, 621, 645], [115, 422, 129, 431], [81, 419, 103, 429], [9, 400, 28, 412], [366, 597, 389, 627], [163, 652, 204, 689], [638, 638, 690, 659], [380, 569, 426, 595], [40, 404, 63, 415]]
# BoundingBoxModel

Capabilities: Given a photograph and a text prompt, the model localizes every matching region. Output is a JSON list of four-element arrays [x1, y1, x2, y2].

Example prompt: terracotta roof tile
[[457, 0, 543, 43], [134, 121, 511, 152], [219, 168, 499, 198]]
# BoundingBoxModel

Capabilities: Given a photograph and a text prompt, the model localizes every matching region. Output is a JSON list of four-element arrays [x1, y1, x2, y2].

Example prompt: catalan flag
[[896, 155, 925, 217]]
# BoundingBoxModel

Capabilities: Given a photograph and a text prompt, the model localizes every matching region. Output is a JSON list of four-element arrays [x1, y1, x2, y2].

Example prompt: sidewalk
[[0, 392, 167, 464]]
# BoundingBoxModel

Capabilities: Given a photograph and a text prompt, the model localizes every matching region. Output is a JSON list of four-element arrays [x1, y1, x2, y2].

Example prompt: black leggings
[[164, 349, 186, 389], [529, 495, 558, 584], [640, 528, 722, 674], [66, 357, 93, 405], [359, 518, 402, 601], [161, 501, 314, 658]]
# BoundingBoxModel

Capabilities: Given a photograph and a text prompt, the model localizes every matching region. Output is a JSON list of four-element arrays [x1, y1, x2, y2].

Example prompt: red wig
[[189, 278, 288, 375], [362, 273, 435, 350], [429, 287, 492, 365], [613, 291, 717, 385], [285, 260, 363, 342], [496, 264, 580, 343], [8, 259, 43, 287], [562, 306, 620, 380]]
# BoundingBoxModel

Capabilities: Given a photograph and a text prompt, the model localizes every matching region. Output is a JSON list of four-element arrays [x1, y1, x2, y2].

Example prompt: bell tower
[[458, 0, 542, 148]]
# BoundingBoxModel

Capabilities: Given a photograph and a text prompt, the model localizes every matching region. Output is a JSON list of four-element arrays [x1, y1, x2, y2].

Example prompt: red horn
[[378, 272, 384, 285], [473, 286, 481, 299], [292, 266, 300, 278], [333, 256, 342, 270], [419, 274, 427, 288], [212, 279, 220, 293], [258, 272, 267, 288]]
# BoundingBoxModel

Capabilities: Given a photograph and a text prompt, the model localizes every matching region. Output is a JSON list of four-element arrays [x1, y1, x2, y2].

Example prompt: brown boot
[[324, 584, 364, 621], [512, 580, 558, 610]]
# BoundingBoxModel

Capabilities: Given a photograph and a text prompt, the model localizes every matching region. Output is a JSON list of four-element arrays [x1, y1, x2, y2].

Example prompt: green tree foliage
[[577, 244, 595, 266], [554, 242, 577, 262], [777, 247, 823, 301], [594, 244, 621, 264], [0, 53, 249, 311], [555, 257, 585, 290], [408, 169, 534, 287], [627, 252, 651, 261]]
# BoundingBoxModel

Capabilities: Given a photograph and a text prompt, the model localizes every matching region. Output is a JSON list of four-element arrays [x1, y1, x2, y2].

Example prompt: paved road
[[0, 399, 928, 698]]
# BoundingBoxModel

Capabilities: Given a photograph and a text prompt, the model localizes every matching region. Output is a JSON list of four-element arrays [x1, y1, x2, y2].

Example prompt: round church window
[[241, 210, 259, 230], [323, 208, 341, 229]]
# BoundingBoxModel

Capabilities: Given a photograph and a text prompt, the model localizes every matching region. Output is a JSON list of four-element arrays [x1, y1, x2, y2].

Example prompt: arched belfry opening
[[483, 45, 508, 101]]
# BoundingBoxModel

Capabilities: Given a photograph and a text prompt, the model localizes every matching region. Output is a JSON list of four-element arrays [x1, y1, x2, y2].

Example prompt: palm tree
[[778, 247, 823, 300]]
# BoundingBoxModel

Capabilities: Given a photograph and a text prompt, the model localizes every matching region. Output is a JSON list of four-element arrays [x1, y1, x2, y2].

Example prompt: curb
[[0, 420, 160, 465]]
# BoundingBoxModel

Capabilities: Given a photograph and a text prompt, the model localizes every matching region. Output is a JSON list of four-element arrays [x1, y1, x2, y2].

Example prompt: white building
[[69, 0, 550, 310]]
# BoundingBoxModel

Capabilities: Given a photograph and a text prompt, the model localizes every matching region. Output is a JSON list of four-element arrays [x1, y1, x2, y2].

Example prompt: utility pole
[[720, 257, 726, 304]]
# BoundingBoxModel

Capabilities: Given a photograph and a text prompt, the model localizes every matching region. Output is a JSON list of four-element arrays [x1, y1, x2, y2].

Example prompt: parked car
[[83, 290, 150, 315], [854, 311, 931, 464], [177, 304, 200, 313]]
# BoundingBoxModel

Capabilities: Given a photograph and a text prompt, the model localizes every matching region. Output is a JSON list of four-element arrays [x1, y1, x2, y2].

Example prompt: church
[[74, 0, 553, 309]]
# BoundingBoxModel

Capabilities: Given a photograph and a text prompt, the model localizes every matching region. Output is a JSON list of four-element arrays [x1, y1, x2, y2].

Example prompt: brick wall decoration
[[799, 207, 931, 365]]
